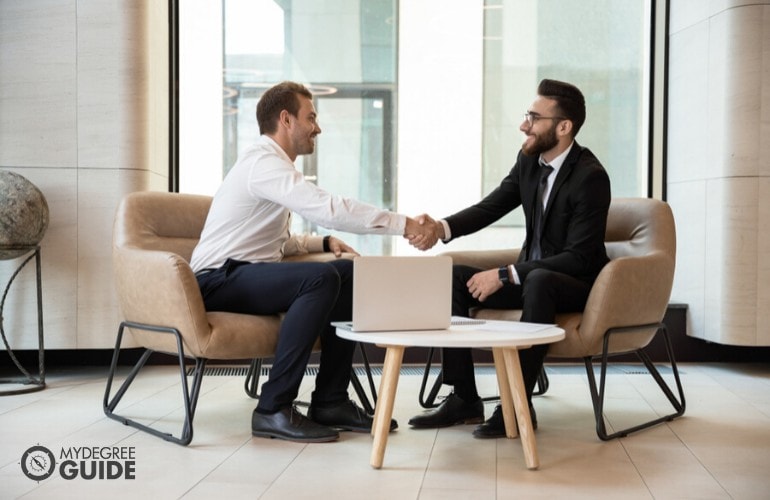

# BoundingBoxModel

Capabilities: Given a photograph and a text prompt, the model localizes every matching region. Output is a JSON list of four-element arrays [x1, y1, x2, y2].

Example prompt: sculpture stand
[[0, 245, 45, 395]]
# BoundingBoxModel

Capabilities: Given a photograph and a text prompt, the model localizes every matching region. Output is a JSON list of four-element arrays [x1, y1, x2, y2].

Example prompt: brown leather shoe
[[472, 403, 537, 439], [408, 393, 484, 428]]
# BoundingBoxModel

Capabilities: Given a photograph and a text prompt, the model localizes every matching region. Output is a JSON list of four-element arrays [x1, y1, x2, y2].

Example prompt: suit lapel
[[543, 142, 581, 221]]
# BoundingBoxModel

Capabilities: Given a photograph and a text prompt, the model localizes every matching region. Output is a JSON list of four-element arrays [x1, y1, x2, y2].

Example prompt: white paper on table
[[451, 316, 556, 333]]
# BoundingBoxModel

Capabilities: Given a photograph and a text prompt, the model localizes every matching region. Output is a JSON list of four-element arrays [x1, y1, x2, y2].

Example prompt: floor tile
[[0, 363, 768, 499]]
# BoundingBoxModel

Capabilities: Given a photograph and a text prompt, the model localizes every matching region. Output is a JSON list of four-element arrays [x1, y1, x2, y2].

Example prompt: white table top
[[334, 319, 565, 348]]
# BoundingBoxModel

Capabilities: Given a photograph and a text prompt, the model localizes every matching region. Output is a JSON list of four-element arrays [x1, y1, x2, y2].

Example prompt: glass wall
[[178, 0, 653, 256], [482, 0, 651, 232]]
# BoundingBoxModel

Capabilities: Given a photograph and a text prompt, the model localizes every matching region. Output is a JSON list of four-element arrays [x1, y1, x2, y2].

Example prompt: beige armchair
[[104, 191, 368, 445], [439, 197, 685, 440]]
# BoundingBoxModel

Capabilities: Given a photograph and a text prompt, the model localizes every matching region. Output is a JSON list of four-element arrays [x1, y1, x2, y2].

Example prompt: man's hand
[[466, 269, 503, 302], [404, 214, 444, 251], [327, 236, 360, 257]]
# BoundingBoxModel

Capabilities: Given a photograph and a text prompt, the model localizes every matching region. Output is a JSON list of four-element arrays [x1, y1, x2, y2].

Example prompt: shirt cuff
[[509, 264, 521, 285], [306, 235, 326, 253], [440, 220, 452, 241]]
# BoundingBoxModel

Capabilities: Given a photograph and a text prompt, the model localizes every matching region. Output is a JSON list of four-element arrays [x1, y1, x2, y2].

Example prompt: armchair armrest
[[113, 246, 210, 355], [282, 252, 357, 263], [577, 252, 674, 355], [439, 249, 521, 270]]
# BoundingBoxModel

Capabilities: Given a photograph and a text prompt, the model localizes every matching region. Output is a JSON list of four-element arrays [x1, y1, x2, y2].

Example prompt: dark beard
[[522, 125, 558, 156]]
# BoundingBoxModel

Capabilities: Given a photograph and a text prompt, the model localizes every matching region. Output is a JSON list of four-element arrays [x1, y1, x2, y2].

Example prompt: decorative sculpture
[[0, 170, 48, 395], [0, 170, 49, 258]]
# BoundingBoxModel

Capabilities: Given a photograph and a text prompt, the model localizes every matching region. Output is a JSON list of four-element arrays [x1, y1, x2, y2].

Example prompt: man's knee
[[304, 262, 343, 294], [521, 268, 560, 297], [452, 265, 477, 288], [329, 257, 353, 280]]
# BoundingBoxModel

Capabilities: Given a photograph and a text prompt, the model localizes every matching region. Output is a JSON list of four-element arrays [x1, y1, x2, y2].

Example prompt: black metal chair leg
[[103, 321, 206, 446], [244, 358, 263, 399], [350, 343, 377, 414], [350, 368, 373, 414], [533, 367, 549, 396], [584, 323, 686, 441], [358, 342, 378, 404], [181, 358, 207, 440]]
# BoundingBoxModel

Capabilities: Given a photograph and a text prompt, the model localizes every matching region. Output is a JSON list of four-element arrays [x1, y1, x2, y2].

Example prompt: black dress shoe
[[251, 406, 339, 443], [308, 399, 398, 433], [472, 403, 537, 439], [408, 393, 484, 428]]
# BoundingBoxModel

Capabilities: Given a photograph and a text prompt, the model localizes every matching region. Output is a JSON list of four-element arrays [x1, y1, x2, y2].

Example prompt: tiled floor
[[1, 362, 768, 499]]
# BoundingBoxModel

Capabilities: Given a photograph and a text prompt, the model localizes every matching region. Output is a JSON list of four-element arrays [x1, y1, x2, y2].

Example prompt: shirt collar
[[539, 141, 574, 174], [260, 134, 294, 164]]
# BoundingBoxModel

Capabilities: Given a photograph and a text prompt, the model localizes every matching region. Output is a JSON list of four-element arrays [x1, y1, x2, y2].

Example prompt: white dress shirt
[[190, 135, 406, 271]]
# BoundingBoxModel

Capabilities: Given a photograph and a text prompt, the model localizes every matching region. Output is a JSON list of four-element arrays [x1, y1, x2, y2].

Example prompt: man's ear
[[557, 119, 573, 138], [279, 109, 293, 129]]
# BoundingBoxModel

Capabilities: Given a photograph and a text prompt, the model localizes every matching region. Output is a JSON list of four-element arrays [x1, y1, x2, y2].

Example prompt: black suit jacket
[[445, 142, 611, 284]]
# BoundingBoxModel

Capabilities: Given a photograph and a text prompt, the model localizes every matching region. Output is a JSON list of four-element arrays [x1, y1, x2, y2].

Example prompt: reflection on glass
[[483, 0, 651, 229]]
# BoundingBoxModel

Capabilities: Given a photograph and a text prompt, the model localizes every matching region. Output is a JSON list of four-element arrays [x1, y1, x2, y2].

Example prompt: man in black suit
[[407, 79, 611, 437]]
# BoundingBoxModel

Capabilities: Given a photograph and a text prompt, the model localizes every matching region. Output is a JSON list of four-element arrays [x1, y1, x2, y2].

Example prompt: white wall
[[667, 0, 770, 345], [0, 0, 167, 349]]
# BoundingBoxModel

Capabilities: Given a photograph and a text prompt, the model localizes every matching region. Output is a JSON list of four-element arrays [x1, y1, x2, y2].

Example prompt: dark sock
[[254, 407, 279, 415]]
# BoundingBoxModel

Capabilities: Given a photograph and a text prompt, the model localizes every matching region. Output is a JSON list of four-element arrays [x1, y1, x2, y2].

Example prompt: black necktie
[[529, 164, 553, 261]]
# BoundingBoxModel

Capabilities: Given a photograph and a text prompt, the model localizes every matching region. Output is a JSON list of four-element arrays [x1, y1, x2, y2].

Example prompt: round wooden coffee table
[[335, 320, 565, 470]]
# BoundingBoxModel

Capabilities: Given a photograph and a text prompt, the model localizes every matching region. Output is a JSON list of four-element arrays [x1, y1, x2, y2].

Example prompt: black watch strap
[[498, 266, 509, 283]]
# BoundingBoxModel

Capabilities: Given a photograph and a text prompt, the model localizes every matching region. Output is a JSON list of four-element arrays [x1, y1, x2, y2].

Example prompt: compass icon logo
[[20, 445, 56, 482]]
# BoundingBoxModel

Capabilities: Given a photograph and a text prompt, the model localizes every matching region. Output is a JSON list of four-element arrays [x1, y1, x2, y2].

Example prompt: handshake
[[404, 214, 445, 251]]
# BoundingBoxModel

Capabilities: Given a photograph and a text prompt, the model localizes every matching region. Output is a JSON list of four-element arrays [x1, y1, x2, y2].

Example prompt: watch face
[[21, 445, 56, 481]]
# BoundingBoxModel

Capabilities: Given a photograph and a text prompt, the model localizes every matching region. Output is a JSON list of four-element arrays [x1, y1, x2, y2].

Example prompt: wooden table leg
[[492, 348, 517, 438], [502, 348, 539, 470], [370, 345, 404, 469]]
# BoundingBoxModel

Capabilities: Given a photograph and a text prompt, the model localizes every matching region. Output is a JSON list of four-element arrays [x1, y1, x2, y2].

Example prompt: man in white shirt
[[191, 81, 427, 443]]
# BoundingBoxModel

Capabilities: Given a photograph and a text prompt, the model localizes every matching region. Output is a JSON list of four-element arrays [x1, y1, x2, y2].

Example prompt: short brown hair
[[256, 81, 313, 135], [537, 79, 586, 137]]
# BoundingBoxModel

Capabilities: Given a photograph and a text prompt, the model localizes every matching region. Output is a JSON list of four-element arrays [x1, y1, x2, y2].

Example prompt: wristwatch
[[498, 266, 510, 284]]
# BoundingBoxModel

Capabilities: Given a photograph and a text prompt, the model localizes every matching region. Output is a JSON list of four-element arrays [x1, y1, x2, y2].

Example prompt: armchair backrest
[[114, 191, 212, 260], [604, 197, 676, 263], [113, 191, 214, 356], [554, 197, 677, 357]]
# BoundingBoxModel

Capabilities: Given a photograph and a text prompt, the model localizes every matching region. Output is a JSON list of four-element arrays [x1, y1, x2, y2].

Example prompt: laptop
[[339, 255, 454, 332]]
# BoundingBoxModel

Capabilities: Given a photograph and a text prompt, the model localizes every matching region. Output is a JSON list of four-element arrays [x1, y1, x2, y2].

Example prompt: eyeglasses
[[523, 112, 565, 127]]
